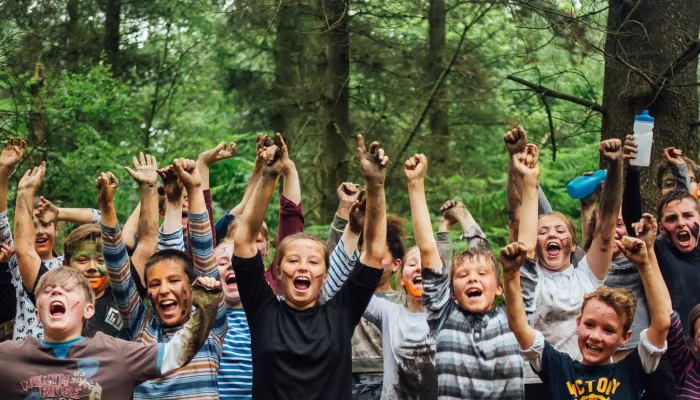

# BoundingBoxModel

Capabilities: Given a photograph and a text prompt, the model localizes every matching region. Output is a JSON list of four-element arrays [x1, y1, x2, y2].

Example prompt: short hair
[[386, 216, 406, 261], [63, 224, 103, 264], [581, 286, 636, 333], [538, 212, 578, 248], [35, 267, 95, 306], [274, 232, 329, 272], [657, 157, 699, 190], [451, 247, 500, 284], [689, 303, 700, 339], [144, 249, 197, 284], [657, 190, 700, 220]]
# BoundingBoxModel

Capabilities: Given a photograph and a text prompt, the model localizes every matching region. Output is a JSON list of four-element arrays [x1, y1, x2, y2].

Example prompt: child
[[0, 266, 221, 399], [231, 135, 387, 399], [502, 218, 671, 399], [410, 153, 525, 399], [99, 156, 228, 399], [668, 302, 700, 398]]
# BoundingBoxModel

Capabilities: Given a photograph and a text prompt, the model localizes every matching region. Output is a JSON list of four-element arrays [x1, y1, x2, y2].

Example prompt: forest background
[[1, 0, 699, 254]]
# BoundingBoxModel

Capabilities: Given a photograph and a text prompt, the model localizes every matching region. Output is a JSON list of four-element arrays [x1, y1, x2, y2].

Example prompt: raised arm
[[504, 126, 527, 243], [13, 163, 45, 293], [622, 134, 643, 236], [357, 134, 388, 269], [0, 244, 15, 323], [586, 139, 624, 280], [35, 198, 101, 226], [231, 134, 267, 217], [663, 147, 693, 193], [405, 154, 440, 270], [578, 172, 603, 246], [514, 144, 540, 259], [233, 145, 282, 258], [327, 182, 362, 252], [122, 202, 140, 250], [123, 153, 160, 285], [274, 132, 304, 247], [156, 166, 186, 251], [0, 137, 25, 213], [501, 242, 537, 349], [621, 215, 671, 348]]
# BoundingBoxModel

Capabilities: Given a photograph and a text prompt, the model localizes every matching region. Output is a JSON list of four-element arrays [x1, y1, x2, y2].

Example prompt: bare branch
[[506, 75, 605, 114]]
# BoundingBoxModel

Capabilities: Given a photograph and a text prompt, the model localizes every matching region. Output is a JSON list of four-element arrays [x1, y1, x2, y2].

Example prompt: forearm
[[326, 214, 348, 253], [162, 201, 184, 234], [360, 182, 387, 269], [589, 159, 623, 278], [507, 161, 524, 243], [122, 202, 140, 249], [504, 271, 536, 349], [56, 208, 101, 224], [518, 177, 539, 257], [231, 168, 262, 216], [132, 185, 159, 283], [14, 191, 40, 291], [234, 175, 279, 257], [0, 168, 11, 212], [638, 253, 671, 347], [196, 162, 211, 190], [580, 202, 596, 246], [189, 211, 217, 278], [671, 163, 692, 193], [277, 194, 304, 245], [407, 179, 439, 269], [281, 166, 301, 205]]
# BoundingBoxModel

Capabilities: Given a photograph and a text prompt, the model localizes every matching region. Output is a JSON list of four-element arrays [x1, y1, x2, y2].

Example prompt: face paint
[[404, 280, 422, 298], [692, 222, 700, 239], [89, 276, 108, 293]]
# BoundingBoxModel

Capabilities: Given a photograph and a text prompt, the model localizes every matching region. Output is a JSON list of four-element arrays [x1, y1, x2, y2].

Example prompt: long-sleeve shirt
[[0, 262, 15, 324], [102, 210, 228, 400], [264, 195, 304, 295], [668, 311, 700, 399], [218, 308, 253, 399]]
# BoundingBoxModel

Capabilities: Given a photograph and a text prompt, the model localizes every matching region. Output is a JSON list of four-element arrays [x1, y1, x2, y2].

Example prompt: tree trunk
[[66, 0, 80, 72], [319, 0, 351, 222], [104, 0, 121, 76], [273, 1, 300, 137], [601, 0, 700, 210], [428, 0, 448, 167], [28, 62, 47, 164]]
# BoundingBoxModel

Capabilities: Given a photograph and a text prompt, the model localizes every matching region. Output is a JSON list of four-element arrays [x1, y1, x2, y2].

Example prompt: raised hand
[[504, 125, 527, 155], [441, 200, 470, 226], [663, 147, 685, 167], [357, 134, 389, 184], [18, 162, 45, 193], [194, 275, 222, 291], [348, 190, 367, 235], [500, 242, 527, 274], [404, 154, 428, 181], [198, 141, 237, 167], [599, 139, 623, 162], [172, 158, 201, 189], [124, 153, 158, 186], [95, 172, 119, 205], [337, 182, 362, 206], [274, 132, 296, 175], [623, 134, 637, 164], [36, 196, 59, 224], [157, 165, 184, 202], [257, 143, 282, 178], [0, 137, 26, 170], [615, 236, 649, 269], [512, 144, 539, 181], [0, 243, 14, 263], [579, 171, 604, 206], [633, 213, 658, 250]]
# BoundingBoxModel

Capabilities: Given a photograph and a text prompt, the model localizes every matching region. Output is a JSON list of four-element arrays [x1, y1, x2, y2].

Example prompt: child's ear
[[83, 303, 95, 320], [390, 259, 401, 273], [495, 281, 504, 297], [619, 329, 633, 347]]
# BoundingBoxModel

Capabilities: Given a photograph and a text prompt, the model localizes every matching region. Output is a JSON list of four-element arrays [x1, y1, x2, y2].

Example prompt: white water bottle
[[629, 110, 654, 167]]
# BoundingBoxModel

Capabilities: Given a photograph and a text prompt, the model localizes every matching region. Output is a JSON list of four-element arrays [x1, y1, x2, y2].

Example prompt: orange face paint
[[404, 280, 422, 298], [89, 275, 108, 294]]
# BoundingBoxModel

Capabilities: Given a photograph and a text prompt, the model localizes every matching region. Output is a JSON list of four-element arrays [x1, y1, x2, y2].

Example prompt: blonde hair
[[274, 232, 329, 273], [35, 267, 95, 306], [581, 286, 636, 332]]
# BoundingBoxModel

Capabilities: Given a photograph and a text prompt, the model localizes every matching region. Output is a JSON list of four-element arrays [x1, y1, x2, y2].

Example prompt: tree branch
[[506, 75, 605, 114], [655, 40, 700, 86], [540, 94, 556, 161]]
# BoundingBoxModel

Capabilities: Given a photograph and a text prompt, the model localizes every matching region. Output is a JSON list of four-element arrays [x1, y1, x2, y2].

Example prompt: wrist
[[406, 178, 424, 188], [336, 206, 351, 220], [438, 220, 450, 233]]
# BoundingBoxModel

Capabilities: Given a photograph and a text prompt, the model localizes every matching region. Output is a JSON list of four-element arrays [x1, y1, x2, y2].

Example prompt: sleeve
[[327, 214, 348, 254], [622, 168, 643, 237], [436, 232, 454, 274], [363, 295, 396, 328], [329, 261, 383, 328], [233, 252, 278, 325], [635, 328, 668, 374], [663, 311, 691, 384], [519, 257, 539, 317], [321, 236, 359, 302], [110, 336, 161, 384], [90, 209, 102, 224], [101, 223, 150, 340], [0, 211, 14, 249], [671, 163, 692, 193], [25, 262, 49, 306], [187, 210, 226, 342], [203, 189, 217, 247], [422, 262, 452, 332], [520, 329, 547, 373], [214, 211, 235, 246], [0, 262, 15, 323], [157, 227, 186, 252], [463, 223, 490, 250], [574, 255, 606, 290], [538, 185, 553, 215]]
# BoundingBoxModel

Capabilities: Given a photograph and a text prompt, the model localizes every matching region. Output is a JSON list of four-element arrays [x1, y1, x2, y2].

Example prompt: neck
[[39, 252, 54, 261], [406, 295, 424, 313], [43, 330, 82, 344], [94, 290, 105, 299], [284, 298, 316, 311], [226, 300, 242, 309], [376, 281, 394, 292]]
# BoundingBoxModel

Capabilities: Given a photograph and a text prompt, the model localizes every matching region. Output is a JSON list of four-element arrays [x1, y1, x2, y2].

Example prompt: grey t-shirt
[[364, 296, 437, 400], [604, 256, 650, 350]]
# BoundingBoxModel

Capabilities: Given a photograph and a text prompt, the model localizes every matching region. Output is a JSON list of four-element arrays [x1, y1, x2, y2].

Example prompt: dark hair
[[63, 224, 103, 265], [386, 216, 406, 261], [451, 247, 500, 284], [657, 190, 700, 221], [144, 249, 197, 284]]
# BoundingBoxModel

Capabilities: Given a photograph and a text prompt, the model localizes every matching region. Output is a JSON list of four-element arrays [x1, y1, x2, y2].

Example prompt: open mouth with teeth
[[585, 343, 604, 354], [35, 236, 49, 246], [677, 231, 692, 246], [225, 273, 237, 287], [466, 288, 483, 299], [159, 299, 178, 315], [411, 276, 422, 288], [545, 241, 561, 257], [293, 276, 311, 293], [49, 301, 66, 317]]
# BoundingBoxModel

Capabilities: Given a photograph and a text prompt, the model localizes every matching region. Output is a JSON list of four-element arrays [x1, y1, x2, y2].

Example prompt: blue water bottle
[[567, 169, 607, 199]]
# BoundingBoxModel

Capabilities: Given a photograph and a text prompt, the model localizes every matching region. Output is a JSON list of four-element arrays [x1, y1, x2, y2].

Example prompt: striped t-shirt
[[218, 307, 253, 399], [102, 211, 227, 400], [668, 310, 700, 399]]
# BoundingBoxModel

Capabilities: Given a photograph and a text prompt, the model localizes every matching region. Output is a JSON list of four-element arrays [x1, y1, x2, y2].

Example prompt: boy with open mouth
[[99, 153, 228, 400]]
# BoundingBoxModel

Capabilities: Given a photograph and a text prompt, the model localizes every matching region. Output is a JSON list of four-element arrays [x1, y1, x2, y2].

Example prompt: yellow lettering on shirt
[[597, 378, 608, 393], [562, 377, 621, 399], [611, 379, 621, 394]]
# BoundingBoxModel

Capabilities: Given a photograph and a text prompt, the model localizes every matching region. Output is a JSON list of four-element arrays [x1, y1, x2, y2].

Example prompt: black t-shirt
[[655, 237, 700, 334], [233, 252, 382, 400], [539, 341, 647, 399]]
